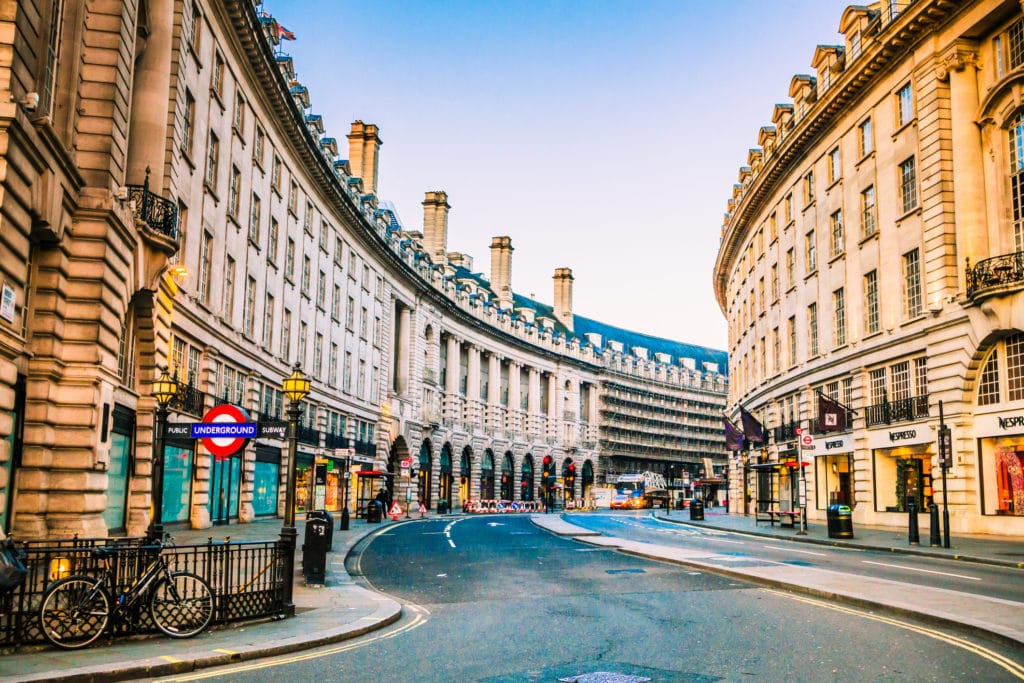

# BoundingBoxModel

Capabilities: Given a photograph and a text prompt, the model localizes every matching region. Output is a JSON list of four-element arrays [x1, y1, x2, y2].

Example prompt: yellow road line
[[764, 588, 1024, 679], [212, 649, 237, 655], [159, 655, 181, 663]]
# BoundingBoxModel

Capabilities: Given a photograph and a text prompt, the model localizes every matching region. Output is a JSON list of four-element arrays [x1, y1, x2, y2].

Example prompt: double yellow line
[[765, 589, 1024, 679]]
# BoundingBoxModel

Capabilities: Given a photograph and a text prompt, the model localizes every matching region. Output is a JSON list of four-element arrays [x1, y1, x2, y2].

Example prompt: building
[[0, 0, 726, 539], [713, 0, 1024, 536]]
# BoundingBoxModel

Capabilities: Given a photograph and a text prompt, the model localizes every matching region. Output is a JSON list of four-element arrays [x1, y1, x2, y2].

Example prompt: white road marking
[[763, 545, 827, 557], [448, 539, 456, 548], [437, 573, 447, 578], [710, 538, 745, 544], [861, 560, 981, 581]]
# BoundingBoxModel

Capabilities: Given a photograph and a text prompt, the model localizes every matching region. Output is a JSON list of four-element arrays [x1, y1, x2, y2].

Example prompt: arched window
[[978, 332, 1024, 405], [1009, 112, 1024, 252]]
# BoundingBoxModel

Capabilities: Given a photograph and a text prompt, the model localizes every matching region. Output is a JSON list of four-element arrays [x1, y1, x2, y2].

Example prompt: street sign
[[194, 404, 255, 458], [401, 467, 410, 478], [800, 433, 814, 449], [258, 421, 289, 439], [165, 422, 192, 438], [401, 457, 412, 469]]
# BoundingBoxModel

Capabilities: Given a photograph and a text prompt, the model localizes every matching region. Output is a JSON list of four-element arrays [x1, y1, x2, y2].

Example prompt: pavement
[[2, 507, 1022, 682]]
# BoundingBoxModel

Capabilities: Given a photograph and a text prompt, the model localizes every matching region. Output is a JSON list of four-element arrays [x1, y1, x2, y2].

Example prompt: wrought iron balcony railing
[[169, 382, 207, 417], [865, 394, 929, 427], [296, 424, 320, 446], [353, 439, 376, 457], [773, 421, 800, 443], [967, 251, 1024, 298], [324, 432, 349, 450], [127, 171, 179, 240]]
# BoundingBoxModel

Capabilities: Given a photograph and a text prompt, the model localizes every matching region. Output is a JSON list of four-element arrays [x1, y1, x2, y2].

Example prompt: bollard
[[929, 503, 940, 547], [907, 499, 919, 545]]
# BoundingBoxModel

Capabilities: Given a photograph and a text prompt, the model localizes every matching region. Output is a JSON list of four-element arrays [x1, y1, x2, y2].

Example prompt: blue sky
[[270, 0, 848, 351]]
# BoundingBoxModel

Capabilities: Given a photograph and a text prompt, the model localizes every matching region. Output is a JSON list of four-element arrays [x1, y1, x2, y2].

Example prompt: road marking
[[763, 545, 827, 557], [765, 589, 1024, 679], [448, 539, 456, 548], [160, 655, 181, 663], [861, 560, 981, 581], [710, 538, 745, 545]]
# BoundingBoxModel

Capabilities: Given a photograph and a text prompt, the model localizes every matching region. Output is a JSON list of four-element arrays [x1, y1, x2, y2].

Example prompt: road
[[567, 510, 1024, 603], [159, 514, 1024, 682]]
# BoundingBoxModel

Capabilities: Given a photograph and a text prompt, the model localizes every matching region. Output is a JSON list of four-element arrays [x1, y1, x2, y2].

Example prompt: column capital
[[936, 41, 980, 81]]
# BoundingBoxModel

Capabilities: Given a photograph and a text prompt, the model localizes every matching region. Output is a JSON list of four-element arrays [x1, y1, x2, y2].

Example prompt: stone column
[[396, 306, 411, 395], [528, 368, 541, 437], [444, 336, 460, 422], [467, 345, 481, 425], [508, 361, 522, 435]]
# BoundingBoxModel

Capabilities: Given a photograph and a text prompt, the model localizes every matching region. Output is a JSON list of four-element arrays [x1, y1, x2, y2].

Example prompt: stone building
[[0, 0, 727, 539], [714, 0, 1024, 535]]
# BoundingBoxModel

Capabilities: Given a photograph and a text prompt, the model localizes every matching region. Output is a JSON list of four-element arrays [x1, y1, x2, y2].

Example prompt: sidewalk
[[534, 509, 1024, 650], [1, 515, 404, 683]]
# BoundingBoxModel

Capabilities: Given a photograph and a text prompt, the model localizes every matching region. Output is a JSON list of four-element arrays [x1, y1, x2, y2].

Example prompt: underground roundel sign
[[192, 404, 257, 459]]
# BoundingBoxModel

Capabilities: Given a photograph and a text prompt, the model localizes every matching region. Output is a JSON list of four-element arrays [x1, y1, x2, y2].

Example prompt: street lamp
[[280, 363, 310, 616], [148, 368, 179, 542]]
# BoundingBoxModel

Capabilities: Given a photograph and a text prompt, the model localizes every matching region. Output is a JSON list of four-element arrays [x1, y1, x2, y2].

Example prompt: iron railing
[[324, 432, 349, 450], [169, 383, 208, 417], [865, 394, 929, 427], [352, 439, 376, 457], [127, 172, 179, 240], [296, 424, 320, 446], [966, 251, 1024, 298], [1, 536, 286, 646], [773, 421, 800, 443]]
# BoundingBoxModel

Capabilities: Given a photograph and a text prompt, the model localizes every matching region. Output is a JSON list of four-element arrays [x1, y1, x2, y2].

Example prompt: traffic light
[[542, 455, 552, 479]]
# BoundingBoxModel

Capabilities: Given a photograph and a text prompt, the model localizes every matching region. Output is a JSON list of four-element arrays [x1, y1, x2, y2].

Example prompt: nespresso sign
[[998, 415, 1024, 430], [812, 433, 853, 456], [868, 423, 934, 449], [975, 412, 1024, 437]]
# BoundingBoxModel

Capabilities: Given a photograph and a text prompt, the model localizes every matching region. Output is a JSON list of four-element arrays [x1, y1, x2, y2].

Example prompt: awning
[[355, 470, 393, 477]]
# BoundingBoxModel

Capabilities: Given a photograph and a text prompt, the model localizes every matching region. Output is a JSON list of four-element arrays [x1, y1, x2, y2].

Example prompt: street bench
[[755, 509, 799, 527]]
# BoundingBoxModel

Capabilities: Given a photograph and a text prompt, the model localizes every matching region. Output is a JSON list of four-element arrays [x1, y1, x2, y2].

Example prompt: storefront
[[252, 445, 280, 517], [870, 422, 936, 514], [976, 411, 1024, 516], [813, 433, 854, 509]]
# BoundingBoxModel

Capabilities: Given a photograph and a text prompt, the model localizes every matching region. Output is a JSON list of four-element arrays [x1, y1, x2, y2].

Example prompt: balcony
[[865, 394, 929, 427], [967, 251, 1024, 299], [773, 422, 800, 443], [296, 423, 320, 446], [353, 439, 376, 457], [127, 172, 179, 240], [324, 432, 349, 450], [169, 382, 208, 417]]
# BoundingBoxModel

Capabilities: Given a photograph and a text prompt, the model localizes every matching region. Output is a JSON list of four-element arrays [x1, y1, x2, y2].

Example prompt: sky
[[270, 0, 849, 351]]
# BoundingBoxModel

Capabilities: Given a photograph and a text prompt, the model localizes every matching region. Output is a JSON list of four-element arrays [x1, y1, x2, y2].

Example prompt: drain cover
[[559, 674, 652, 683]]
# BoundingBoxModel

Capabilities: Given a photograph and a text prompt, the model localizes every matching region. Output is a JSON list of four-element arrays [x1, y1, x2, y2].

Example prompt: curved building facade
[[714, 0, 1024, 535], [0, 0, 726, 538]]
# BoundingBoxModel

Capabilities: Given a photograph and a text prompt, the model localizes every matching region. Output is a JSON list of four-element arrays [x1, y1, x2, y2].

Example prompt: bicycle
[[38, 535, 215, 649]]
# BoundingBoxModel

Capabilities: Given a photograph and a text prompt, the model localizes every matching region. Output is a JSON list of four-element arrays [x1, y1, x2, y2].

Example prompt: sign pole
[[939, 400, 951, 548]]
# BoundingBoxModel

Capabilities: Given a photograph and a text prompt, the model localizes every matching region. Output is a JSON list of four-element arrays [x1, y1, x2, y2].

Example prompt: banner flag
[[817, 392, 847, 432], [739, 406, 765, 445], [723, 417, 744, 451]]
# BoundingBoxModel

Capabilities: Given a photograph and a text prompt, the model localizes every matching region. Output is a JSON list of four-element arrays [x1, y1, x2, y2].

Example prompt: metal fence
[[1, 536, 287, 647]]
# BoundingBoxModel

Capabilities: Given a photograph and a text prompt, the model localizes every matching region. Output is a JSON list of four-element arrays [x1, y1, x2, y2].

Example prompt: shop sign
[[973, 412, 1024, 437], [868, 423, 934, 450], [812, 433, 853, 456]]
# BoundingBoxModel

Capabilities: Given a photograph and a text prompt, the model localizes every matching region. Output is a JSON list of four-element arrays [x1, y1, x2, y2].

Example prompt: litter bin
[[690, 498, 704, 521], [826, 504, 853, 539], [366, 501, 382, 524], [302, 513, 331, 584], [306, 510, 334, 551]]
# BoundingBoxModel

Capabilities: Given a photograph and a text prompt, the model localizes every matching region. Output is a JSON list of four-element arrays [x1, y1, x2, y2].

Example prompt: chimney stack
[[489, 236, 514, 309], [347, 121, 382, 195], [422, 191, 450, 265], [553, 267, 574, 332]]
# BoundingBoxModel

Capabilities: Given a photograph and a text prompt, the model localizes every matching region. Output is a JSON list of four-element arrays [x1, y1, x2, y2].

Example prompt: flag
[[278, 24, 296, 40], [739, 406, 765, 445], [723, 417, 744, 452], [817, 392, 847, 432]]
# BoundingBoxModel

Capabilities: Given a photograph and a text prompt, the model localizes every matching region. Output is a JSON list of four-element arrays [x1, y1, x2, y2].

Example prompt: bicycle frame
[[95, 546, 173, 619]]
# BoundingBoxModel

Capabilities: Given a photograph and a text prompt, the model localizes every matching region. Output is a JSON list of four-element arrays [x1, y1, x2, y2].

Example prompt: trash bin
[[827, 504, 853, 539], [366, 501, 382, 523], [690, 498, 704, 521], [306, 510, 334, 551], [302, 513, 331, 584]]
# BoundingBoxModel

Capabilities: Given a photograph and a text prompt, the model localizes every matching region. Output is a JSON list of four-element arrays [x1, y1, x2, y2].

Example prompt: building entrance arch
[[501, 452, 514, 501], [439, 443, 453, 513], [418, 439, 433, 509], [481, 449, 495, 499]]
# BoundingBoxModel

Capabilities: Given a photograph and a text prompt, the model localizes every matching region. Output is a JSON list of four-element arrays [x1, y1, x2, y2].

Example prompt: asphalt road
[[160, 515, 1024, 682], [569, 510, 1024, 603]]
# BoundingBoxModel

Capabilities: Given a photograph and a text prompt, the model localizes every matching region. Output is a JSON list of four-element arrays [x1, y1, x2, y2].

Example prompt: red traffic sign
[[194, 404, 254, 459], [401, 457, 413, 469], [800, 433, 814, 449]]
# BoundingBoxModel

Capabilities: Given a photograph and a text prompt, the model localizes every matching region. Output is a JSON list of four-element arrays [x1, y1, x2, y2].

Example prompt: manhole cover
[[559, 674, 652, 683]]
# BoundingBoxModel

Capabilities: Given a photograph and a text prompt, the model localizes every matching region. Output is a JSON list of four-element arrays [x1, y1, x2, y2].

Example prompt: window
[[914, 357, 928, 399], [284, 238, 295, 281], [830, 209, 844, 257], [272, 155, 282, 193], [332, 284, 341, 320], [807, 303, 819, 357], [1009, 334, 1024, 402], [360, 307, 368, 339], [317, 270, 326, 308], [979, 349, 1000, 405], [190, 2, 202, 54], [301, 255, 311, 296], [1009, 112, 1024, 252], [864, 269, 880, 334], [268, 218, 279, 263], [785, 249, 794, 289], [233, 89, 245, 134], [768, 212, 777, 242], [335, 237, 344, 266], [788, 316, 797, 367], [348, 251, 356, 273], [770, 264, 779, 301], [827, 146, 841, 184], [772, 327, 780, 375], [899, 157, 918, 212], [314, 333, 324, 377], [182, 90, 195, 156], [205, 132, 219, 188], [346, 296, 355, 329], [858, 117, 873, 157], [977, 333, 1024, 405], [803, 170, 815, 205], [897, 83, 914, 126], [869, 367, 887, 405], [805, 229, 817, 273], [288, 180, 298, 215], [891, 361, 911, 401], [224, 256, 235, 319], [861, 185, 877, 238], [344, 352, 353, 392], [244, 276, 256, 337], [902, 248, 923, 318], [373, 317, 381, 347], [282, 308, 292, 362], [263, 293, 274, 349], [299, 323, 308, 366], [328, 344, 338, 387], [1008, 17, 1024, 70], [757, 277, 765, 313], [784, 193, 793, 223], [833, 288, 846, 347], [320, 220, 329, 249], [212, 50, 225, 98], [198, 231, 213, 304], [227, 164, 240, 216], [304, 201, 313, 233], [249, 193, 261, 243], [358, 359, 366, 398], [362, 265, 371, 290]]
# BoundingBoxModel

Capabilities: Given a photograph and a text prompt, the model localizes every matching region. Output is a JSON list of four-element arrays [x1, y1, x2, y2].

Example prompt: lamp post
[[148, 369, 179, 542], [280, 363, 310, 616]]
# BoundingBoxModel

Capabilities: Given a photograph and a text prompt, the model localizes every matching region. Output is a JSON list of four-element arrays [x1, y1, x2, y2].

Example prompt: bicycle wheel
[[149, 571, 214, 638], [39, 575, 111, 649]]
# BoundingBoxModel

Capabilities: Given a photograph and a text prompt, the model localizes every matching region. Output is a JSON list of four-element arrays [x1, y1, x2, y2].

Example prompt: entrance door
[[209, 455, 241, 525]]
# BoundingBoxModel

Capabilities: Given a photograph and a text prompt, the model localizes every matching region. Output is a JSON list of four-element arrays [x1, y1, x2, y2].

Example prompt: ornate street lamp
[[148, 368, 179, 542], [280, 363, 310, 615]]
